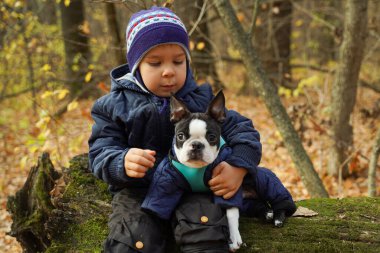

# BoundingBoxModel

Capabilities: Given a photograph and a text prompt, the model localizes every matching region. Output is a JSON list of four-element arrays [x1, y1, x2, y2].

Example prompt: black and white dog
[[142, 90, 296, 251], [170, 90, 243, 251]]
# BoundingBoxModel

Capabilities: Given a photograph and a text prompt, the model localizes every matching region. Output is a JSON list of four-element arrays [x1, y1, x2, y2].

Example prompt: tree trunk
[[328, 0, 368, 177], [368, 127, 380, 197], [20, 9, 37, 115], [317, 0, 342, 64], [174, 0, 224, 89], [7, 153, 60, 253], [105, 3, 125, 66], [27, 0, 57, 25], [59, 0, 91, 97], [0, 10, 4, 49], [7, 154, 380, 252], [254, 0, 292, 89], [214, 0, 328, 198], [302, 0, 341, 65]]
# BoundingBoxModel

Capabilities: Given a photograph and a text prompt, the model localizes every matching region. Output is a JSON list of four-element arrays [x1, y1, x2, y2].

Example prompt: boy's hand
[[124, 148, 156, 178], [208, 162, 247, 199]]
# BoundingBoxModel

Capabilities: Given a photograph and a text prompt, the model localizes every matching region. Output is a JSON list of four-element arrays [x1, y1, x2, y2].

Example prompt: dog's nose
[[191, 142, 205, 150]]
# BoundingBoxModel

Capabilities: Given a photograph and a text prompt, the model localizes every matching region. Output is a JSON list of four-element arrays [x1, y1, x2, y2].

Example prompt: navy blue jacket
[[242, 167, 296, 217], [141, 146, 244, 220], [141, 143, 296, 220], [88, 64, 262, 193]]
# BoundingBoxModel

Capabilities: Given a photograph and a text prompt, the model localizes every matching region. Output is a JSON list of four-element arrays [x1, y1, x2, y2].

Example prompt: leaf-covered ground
[[0, 88, 379, 252]]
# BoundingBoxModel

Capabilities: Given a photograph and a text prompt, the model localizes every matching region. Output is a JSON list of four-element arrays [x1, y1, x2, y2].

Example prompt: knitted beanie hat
[[126, 6, 191, 75]]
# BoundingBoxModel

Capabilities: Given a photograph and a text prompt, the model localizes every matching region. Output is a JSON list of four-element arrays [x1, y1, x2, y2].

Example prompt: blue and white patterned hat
[[126, 6, 191, 75]]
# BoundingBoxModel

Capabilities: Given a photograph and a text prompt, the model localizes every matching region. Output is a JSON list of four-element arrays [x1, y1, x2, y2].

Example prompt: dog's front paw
[[265, 209, 274, 221], [229, 231, 243, 252], [273, 210, 286, 227]]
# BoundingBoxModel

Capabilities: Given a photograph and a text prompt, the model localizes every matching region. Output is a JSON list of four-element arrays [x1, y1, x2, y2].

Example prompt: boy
[[89, 6, 294, 253]]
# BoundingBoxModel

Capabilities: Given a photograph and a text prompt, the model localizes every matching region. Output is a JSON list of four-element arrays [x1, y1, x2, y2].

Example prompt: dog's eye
[[207, 134, 217, 142], [177, 132, 185, 141]]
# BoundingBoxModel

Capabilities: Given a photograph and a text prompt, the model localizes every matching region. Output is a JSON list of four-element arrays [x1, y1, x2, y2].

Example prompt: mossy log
[[7, 153, 380, 252]]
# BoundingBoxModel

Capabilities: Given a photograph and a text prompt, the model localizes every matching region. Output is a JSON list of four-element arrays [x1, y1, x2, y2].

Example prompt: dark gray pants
[[104, 188, 230, 253]]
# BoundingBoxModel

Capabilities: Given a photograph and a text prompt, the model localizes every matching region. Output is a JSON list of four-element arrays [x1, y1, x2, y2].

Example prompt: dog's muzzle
[[188, 141, 205, 160]]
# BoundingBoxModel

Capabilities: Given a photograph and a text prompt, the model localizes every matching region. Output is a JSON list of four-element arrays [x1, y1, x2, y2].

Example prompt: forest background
[[0, 0, 379, 251]]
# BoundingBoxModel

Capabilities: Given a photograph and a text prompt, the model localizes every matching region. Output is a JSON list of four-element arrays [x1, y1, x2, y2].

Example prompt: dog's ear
[[170, 95, 190, 123], [207, 90, 226, 124]]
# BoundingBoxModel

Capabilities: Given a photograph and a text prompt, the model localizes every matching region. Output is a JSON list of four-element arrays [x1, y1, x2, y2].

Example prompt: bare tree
[[59, 0, 91, 97], [368, 127, 380, 197], [174, 0, 224, 89], [235, 0, 293, 94], [105, 2, 125, 66], [27, 0, 57, 25], [328, 0, 368, 177], [214, 0, 328, 198], [255, 0, 293, 89]]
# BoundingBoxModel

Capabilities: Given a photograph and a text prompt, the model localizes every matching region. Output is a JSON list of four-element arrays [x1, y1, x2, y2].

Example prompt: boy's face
[[139, 44, 187, 97]]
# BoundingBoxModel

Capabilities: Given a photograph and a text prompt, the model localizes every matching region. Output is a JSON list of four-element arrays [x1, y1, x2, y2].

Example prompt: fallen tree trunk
[[7, 153, 111, 253], [7, 153, 380, 252]]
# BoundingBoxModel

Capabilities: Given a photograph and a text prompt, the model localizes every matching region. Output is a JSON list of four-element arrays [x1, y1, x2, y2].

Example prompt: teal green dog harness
[[170, 138, 226, 192]]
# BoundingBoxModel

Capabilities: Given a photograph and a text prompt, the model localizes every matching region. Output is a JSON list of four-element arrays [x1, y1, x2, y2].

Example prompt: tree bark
[[20, 10, 37, 115], [255, 0, 292, 88], [174, 0, 224, 89], [59, 0, 91, 97], [368, 127, 380, 197], [105, 3, 125, 66], [214, 0, 328, 198], [27, 0, 57, 25], [328, 0, 368, 177], [7, 153, 60, 253]]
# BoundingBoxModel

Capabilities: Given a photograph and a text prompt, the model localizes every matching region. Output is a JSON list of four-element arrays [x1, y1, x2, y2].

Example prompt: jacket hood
[[109, 64, 198, 98]]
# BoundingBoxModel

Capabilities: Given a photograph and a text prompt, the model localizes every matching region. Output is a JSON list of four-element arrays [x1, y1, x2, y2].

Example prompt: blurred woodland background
[[0, 0, 380, 251]]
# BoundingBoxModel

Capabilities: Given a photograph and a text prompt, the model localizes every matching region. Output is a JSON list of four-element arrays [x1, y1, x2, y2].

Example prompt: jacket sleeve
[[88, 98, 143, 186], [141, 158, 185, 220], [222, 109, 262, 176], [214, 187, 243, 209], [254, 167, 296, 216]]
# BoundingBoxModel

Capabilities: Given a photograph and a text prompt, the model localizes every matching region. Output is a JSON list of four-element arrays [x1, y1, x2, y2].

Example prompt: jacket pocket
[[108, 216, 167, 253], [173, 195, 230, 245]]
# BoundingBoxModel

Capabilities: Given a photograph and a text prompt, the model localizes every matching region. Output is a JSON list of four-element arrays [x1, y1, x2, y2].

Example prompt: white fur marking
[[227, 207, 243, 251], [275, 219, 283, 227], [265, 210, 274, 221], [189, 119, 207, 137]]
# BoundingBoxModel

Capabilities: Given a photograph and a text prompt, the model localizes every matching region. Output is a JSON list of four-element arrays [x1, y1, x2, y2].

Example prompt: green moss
[[45, 154, 112, 252], [95, 178, 110, 195], [63, 154, 111, 202], [31, 155, 57, 215], [238, 198, 380, 252], [22, 211, 43, 228], [47, 216, 108, 253], [297, 197, 380, 218], [45, 154, 380, 252]]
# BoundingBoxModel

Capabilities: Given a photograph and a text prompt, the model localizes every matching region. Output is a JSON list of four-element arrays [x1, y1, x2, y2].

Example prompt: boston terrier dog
[[142, 90, 296, 251], [170, 90, 243, 251]]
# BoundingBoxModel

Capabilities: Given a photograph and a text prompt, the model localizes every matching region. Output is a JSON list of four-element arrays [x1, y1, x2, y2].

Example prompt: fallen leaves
[[292, 206, 318, 217], [0, 197, 22, 253], [49, 176, 66, 207]]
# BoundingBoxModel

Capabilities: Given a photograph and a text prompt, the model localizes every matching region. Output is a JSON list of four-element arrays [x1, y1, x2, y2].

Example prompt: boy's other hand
[[124, 148, 156, 178], [208, 162, 247, 199]]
